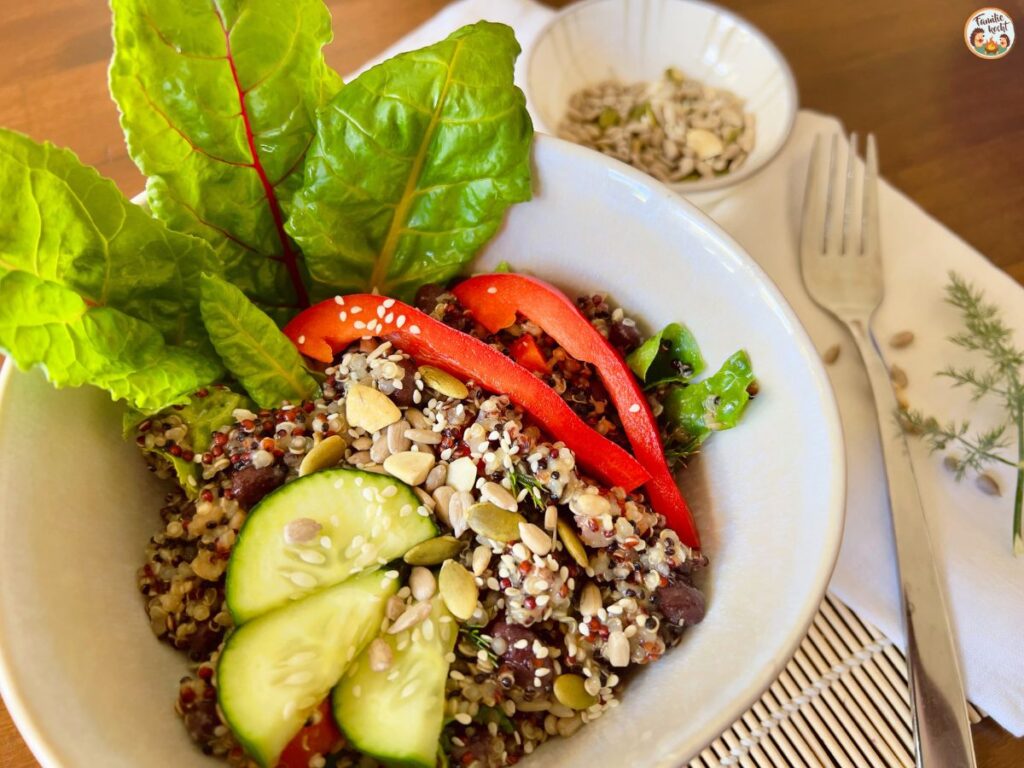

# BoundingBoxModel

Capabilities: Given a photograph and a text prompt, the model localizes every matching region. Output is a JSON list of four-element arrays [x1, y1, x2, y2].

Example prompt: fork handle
[[848, 317, 977, 768]]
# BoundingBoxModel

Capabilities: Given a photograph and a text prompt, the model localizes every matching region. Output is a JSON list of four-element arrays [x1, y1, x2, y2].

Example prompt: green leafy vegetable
[[627, 322, 706, 387], [661, 350, 755, 458], [109, 0, 342, 309], [0, 271, 221, 411], [199, 273, 318, 407], [902, 272, 1023, 555], [0, 128, 219, 351], [287, 21, 533, 301], [127, 387, 252, 494]]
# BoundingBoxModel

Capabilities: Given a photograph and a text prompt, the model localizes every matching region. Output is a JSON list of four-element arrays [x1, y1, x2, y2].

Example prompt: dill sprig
[[461, 626, 498, 663], [506, 463, 545, 511], [903, 272, 1024, 555]]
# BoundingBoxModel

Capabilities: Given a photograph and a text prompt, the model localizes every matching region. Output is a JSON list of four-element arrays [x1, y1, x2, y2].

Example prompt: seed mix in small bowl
[[557, 68, 755, 184]]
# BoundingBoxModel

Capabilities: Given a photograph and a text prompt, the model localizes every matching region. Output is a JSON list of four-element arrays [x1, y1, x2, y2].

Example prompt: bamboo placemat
[[689, 594, 982, 767]]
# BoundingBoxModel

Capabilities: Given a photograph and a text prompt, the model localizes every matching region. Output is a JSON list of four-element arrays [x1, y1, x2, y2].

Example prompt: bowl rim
[[0, 133, 845, 767], [525, 0, 800, 193]]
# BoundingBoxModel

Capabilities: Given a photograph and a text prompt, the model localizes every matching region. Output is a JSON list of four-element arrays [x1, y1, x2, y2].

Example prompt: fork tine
[[800, 134, 830, 256], [823, 133, 842, 255], [842, 133, 859, 256], [862, 133, 880, 257]]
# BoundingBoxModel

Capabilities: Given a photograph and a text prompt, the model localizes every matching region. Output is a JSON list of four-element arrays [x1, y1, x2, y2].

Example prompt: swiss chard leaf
[[199, 273, 318, 407], [0, 128, 218, 352], [0, 271, 221, 411], [287, 21, 533, 302], [662, 350, 755, 458], [109, 0, 342, 309], [627, 322, 706, 387]]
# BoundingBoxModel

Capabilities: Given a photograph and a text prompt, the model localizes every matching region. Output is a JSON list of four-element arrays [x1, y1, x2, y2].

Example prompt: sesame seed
[[409, 325, 421, 334], [354, 320, 366, 330], [396, 315, 406, 328], [628, 403, 641, 413], [297, 335, 306, 344], [376, 306, 386, 319], [351, 306, 362, 314], [339, 311, 347, 322], [334, 296, 345, 305], [487, 286, 497, 294], [455, 713, 472, 725]]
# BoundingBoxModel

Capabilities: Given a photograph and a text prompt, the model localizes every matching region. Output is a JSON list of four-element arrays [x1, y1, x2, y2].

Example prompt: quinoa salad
[[135, 285, 730, 767], [0, 7, 757, 768]]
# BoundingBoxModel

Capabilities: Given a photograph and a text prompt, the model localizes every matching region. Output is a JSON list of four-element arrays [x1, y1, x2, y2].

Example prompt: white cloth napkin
[[358, 0, 1024, 736]]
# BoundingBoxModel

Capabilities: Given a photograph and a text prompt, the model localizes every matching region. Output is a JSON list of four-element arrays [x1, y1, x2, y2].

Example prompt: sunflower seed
[[890, 364, 908, 389], [889, 330, 915, 349], [471, 545, 492, 576], [579, 582, 602, 617], [519, 522, 552, 556], [481, 481, 518, 512], [388, 600, 432, 634], [409, 566, 437, 601], [386, 420, 412, 454], [976, 473, 1001, 497], [367, 637, 393, 672], [822, 344, 840, 365]]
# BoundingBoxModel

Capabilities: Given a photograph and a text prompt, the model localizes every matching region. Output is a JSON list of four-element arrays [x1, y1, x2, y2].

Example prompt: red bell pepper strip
[[283, 295, 650, 492], [277, 700, 342, 768], [510, 334, 549, 373], [453, 274, 700, 548]]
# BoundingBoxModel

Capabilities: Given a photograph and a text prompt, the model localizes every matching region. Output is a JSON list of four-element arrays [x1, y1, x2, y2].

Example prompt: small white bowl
[[526, 0, 798, 193]]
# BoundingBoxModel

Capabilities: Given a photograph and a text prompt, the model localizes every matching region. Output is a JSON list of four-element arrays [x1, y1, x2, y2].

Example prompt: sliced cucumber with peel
[[217, 569, 398, 767], [226, 467, 436, 623], [334, 597, 457, 768]]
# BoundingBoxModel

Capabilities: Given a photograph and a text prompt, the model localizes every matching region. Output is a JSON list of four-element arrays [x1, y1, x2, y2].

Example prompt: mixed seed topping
[[136, 290, 708, 768]]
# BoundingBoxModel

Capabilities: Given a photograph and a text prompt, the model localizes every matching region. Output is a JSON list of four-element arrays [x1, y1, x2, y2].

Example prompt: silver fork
[[800, 133, 977, 768]]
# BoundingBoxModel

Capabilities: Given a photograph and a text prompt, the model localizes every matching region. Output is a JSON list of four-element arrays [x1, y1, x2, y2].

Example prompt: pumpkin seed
[[403, 535, 467, 566], [418, 365, 469, 399], [466, 502, 526, 542], [383, 451, 436, 486], [557, 518, 590, 569], [298, 435, 347, 476], [438, 560, 478, 621], [346, 383, 401, 433], [553, 674, 597, 710]]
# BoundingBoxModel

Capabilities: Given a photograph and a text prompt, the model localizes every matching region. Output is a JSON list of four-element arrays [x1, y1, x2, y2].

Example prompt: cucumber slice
[[334, 598, 457, 768], [226, 467, 436, 623], [217, 569, 398, 767]]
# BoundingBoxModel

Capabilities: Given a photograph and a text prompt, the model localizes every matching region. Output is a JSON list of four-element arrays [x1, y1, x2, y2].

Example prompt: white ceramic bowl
[[0, 135, 842, 767], [526, 0, 798, 193]]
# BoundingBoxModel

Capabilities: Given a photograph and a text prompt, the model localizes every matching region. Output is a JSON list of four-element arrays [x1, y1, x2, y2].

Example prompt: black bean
[[388, 358, 419, 407], [414, 283, 447, 313], [229, 465, 286, 510], [655, 581, 706, 626], [608, 320, 642, 353]]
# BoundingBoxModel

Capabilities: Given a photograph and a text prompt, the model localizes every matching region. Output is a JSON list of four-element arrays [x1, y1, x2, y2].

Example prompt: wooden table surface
[[0, 0, 1021, 766]]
